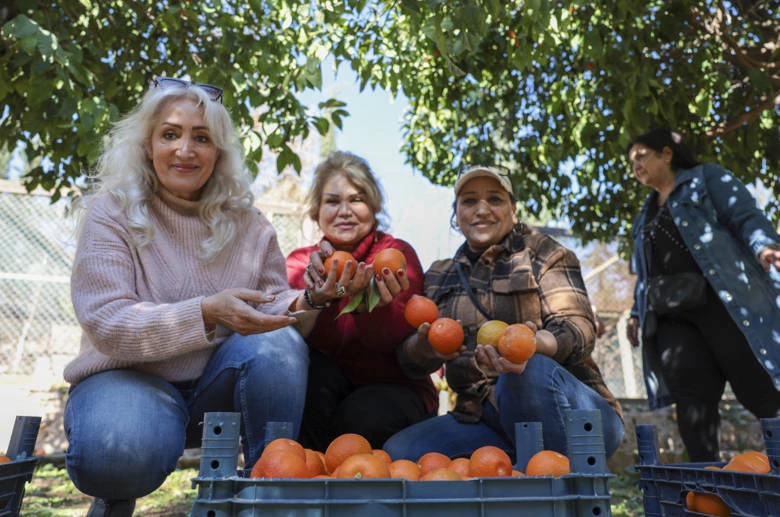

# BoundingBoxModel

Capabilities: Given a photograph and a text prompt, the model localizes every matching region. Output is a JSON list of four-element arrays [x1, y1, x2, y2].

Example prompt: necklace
[[644, 203, 688, 251]]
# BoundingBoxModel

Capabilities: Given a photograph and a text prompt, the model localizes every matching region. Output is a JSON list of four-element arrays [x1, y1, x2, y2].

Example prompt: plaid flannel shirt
[[424, 224, 622, 422]]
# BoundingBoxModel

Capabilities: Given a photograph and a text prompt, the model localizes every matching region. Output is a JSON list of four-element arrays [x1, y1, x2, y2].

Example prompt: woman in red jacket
[[287, 151, 438, 451]]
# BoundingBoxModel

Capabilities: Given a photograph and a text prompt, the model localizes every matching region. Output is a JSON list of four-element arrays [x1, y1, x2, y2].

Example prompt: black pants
[[655, 285, 780, 461], [299, 349, 432, 452]]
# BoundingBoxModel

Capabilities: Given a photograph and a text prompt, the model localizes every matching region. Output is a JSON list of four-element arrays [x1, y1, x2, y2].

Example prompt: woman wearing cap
[[286, 151, 438, 451], [64, 78, 318, 516], [383, 165, 624, 462]]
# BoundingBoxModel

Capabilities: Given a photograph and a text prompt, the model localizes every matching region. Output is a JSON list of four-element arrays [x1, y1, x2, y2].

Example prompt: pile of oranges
[[250, 432, 571, 481], [684, 449, 771, 517]]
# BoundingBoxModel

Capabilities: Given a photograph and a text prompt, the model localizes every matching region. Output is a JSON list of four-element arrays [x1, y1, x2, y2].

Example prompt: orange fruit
[[372, 248, 407, 274], [686, 491, 696, 510], [420, 467, 463, 480], [325, 433, 372, 474], [324, 250, 356, 279], [404, 295, 439, 328], [448, 457, 472, 479], [428, 318, 465, 354], [497, 323, 537, 363], [304, 448, 327, 477], [372, 448, 393, 464], [250, 449, 310, 478], [389, 459, 422, 480], [417, 451, 452, 475], [511, 469, 525, 477], [0, 455, 10, 464], [723, 450, 770, 474], [335, 452, 391, 479], [468, 445, 513, 477], [524, 450, 571, 477], [262, 437, 306, 461], [476, 320, 509, 347], [693, 492, 731, 517]]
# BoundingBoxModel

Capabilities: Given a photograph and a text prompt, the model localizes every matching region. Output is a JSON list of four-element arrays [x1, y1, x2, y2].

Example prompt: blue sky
[[310, 66, 461, 269]]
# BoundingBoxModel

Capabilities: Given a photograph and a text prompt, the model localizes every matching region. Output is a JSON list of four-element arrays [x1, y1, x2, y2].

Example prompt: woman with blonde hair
[[64, 78, 318, 517]]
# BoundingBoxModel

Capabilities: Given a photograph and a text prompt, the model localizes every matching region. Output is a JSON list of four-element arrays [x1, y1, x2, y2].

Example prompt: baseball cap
[[454, 165, 513, 196]]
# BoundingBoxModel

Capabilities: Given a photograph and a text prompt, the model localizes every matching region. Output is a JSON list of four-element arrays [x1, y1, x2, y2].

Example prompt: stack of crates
[[190, 409, 614, 517], [636, 417, 780, 516], [0, 416, 41, 517]]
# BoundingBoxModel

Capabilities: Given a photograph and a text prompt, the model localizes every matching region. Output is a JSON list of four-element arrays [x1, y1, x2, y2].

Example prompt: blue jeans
[[383, 354, 624, 461], [64, 327, 308, 501]]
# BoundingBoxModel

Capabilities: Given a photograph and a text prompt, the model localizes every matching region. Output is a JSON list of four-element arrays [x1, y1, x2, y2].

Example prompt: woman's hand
[[403, 322, 463, 362], [626, 316, 640, 347], [759, 247, 780, 273], [371, 264, 411, 308], [518, 321, 558, 357], [475, 344, 527, 375], [302, 241, 374, 306], [201, 288, 297, 336]]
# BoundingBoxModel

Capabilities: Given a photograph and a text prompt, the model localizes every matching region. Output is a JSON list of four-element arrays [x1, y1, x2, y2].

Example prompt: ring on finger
[[335, 284, 347, 298]]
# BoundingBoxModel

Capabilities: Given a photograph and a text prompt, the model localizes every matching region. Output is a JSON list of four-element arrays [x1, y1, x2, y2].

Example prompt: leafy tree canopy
[[2, 0, 778, 246]]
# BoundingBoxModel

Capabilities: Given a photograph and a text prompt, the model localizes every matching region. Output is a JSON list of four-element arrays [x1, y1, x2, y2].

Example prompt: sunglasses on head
[[153, 77, 223, 103], [457, 164, 511, 179]]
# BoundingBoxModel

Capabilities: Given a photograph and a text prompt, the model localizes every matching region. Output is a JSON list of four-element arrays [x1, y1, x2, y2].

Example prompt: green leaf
[[366, 278, 382, 312], [337, 289, 365, 317]]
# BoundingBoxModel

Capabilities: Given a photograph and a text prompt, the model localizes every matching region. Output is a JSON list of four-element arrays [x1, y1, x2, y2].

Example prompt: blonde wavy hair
[[79, 82, 253, 261]]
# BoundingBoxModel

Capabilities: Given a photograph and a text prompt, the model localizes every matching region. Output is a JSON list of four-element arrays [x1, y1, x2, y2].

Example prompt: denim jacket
[[630, 163, 780, 409]]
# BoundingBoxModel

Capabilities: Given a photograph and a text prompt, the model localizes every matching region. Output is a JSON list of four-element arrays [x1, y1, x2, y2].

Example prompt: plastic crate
[[190, 409, 614, 517], [0, 416, 41, 517], [636, 417, 780, 517]]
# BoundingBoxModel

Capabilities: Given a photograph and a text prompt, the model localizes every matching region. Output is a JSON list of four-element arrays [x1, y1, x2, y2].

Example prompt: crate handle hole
[[583, 422, 593, 432], [587, 455, 597, 466], [210, 459, 221, 470], [207, 512, 216, 517], [591, 507, 602, 515], [213, 426, 223, 435]]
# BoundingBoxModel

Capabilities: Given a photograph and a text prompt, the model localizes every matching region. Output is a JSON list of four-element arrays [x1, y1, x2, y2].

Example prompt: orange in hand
[[428, 317, 464, 354], [372, 248, 406, 274], [497, 323, 536, 363], [476, 320, 509, 347], [324, 250, 356, 279], [468, 445, 513, 477], [404, 295, 439, 328], [524, 450, 570, 477]]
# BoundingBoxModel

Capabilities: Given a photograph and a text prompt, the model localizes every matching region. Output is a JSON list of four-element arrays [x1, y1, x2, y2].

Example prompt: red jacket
[[287, 231, 438, 413]]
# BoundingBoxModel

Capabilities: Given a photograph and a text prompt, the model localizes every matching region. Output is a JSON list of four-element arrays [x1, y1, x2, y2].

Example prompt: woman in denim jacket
[[626, 128, 780, 461]]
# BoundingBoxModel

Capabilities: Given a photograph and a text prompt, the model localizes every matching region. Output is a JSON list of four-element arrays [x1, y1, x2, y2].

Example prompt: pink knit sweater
[[64, 189, 306, 385]]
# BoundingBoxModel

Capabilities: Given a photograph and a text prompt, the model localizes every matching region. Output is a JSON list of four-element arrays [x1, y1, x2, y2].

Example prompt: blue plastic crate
[[190, 410, 614, 517], [0, 416, 41, 517], [636, 417, 780, 517]]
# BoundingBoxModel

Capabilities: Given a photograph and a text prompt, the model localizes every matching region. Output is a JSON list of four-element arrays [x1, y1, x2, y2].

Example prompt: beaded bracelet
[[304, 286, 330, 309]]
